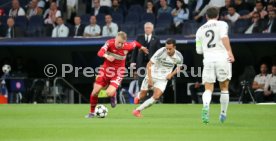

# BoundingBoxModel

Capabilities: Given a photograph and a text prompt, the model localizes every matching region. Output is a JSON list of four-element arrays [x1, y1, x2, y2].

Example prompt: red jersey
[[97, 39, 142, 69]]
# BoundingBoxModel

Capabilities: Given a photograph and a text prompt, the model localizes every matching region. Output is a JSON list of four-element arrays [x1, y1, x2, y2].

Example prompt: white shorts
[[140, 78, 168, 93], [202, 61, 232, 84]]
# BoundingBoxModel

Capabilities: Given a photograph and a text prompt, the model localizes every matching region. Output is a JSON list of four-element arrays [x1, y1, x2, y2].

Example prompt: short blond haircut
[[117, 31, 127, 40]]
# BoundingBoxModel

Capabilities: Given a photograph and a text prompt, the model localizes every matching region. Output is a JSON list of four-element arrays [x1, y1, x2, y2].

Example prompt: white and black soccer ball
[[2, 64, 11, 74], [95, 104, 108, 118]]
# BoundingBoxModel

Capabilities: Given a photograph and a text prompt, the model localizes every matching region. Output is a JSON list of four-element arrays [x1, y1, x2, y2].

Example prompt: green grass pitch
[[0, 104, 276, 141]]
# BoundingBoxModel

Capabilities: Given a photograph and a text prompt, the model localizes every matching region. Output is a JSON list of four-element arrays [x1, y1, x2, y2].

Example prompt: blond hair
[[117, 31, 127, 40]]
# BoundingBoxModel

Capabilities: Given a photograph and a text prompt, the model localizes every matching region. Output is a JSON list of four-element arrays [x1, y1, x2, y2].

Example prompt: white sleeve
[[195, 29, 203, 54], [18, 8, 26, 16], [102, 26, 107, 36], [84, 26, 89, 34], [111, 23, 118, 36], [64, 26, 69, 37], [176, 52, 184, 67], [56, 10, 61, 17], [52, 28, 57, 37], [264, 76, 271, 91], [150, 48, 165, 64], [96, 25, 101, 34], [220, 22, 229, 38]]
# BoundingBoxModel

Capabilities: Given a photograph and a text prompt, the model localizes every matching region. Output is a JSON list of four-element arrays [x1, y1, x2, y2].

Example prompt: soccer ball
[[95, 104, 108, 118], [2, 64, 11, 74]]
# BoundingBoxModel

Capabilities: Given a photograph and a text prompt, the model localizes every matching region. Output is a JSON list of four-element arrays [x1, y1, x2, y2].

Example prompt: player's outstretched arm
[[97, 42, 115, 62], [222, 37, 235, 63]]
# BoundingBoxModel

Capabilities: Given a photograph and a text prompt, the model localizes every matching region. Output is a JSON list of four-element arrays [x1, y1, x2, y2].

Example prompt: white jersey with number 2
[[196, 19, 229, 63]]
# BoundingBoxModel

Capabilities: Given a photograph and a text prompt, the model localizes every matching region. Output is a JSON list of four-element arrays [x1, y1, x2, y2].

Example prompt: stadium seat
[[14, 16, 28, 29], [135, 23, 145, 35], [120, 23, 136, 37], [96, 13, 106, 27], [26, 16, 44, 37], [124, 12, 140, 24], [233, 19, 250, 34], [238, 10, 250, 16], [141, 13, 156, 25], [112, 13, 124, 26], [80, 14, 91, 26], [155, 13, 173, 35], [182, 20, 200, 35], [128, 4, 144, 16], [0, 15, 9, 27]]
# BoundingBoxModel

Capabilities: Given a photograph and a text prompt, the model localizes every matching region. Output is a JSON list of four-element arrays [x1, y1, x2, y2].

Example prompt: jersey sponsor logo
[[106, 51, 126, 60]]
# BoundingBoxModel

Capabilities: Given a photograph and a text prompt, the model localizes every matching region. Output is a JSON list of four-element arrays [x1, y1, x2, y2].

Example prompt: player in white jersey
[[195, 7, 235, 124], [132, 38, 183, 118]]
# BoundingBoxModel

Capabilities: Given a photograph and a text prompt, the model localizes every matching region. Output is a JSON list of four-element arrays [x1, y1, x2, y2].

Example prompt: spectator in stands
[[83, 16, 101, 37], [145, 0, 156, 15], [245, 12, 266, 34], [130, 22, 160, 92], [263, 10, 276, 33], [240, 1, 268, 19], [220, 0, 232, 17], [66, 0, 78, 24], [264, 65, 276, 102], [234, 0, 252, 12], [69, 16, 85, 37], [128, 71, 139, 104], [51, 17, 69, 37], [90, 0, 111, 16], [26, 0, 43, 19], [110, 0, 125, 16], [266, 3, 275, 13], [4, 17, 23, 38], [44, 2, 61, 36], [9, 0, 26, 17], [171, 0, 189, 34], [194, 0, 225, 21], [102, 14, 118, 37], [252, 63, 270, 103], [157, 0, 172, 17], [223, 6, 240, 24]]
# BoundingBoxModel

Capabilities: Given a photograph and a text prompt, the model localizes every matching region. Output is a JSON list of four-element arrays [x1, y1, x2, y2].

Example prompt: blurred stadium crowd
[[0, 0, 276, 38]]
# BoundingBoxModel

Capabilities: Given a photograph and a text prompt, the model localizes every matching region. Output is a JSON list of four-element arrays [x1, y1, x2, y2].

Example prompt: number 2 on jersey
[[205, 30, 216, 48]]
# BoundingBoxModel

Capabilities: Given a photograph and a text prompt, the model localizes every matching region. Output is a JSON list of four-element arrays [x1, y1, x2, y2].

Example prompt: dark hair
[[176, 0, 188, 13], [166, 38, 176, 46], [206, 7, 219, 19]]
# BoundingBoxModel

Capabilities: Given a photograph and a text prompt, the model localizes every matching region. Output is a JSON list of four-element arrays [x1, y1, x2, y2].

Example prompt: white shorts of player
[[141, 78, 168, 93], [202, 61, 232, 84]]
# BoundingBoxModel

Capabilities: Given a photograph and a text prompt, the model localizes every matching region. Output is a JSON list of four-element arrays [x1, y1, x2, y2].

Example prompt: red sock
[[90, 94, 98, 113]]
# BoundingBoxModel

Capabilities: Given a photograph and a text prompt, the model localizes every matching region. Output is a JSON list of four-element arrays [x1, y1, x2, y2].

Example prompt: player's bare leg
[[201, 83, 214, 124], [86, 83, 103, 118], [133, 88, 163, 118], [134, 90, 147, 104], [106, 85, 118, 108], [219, 80, 230, 123]]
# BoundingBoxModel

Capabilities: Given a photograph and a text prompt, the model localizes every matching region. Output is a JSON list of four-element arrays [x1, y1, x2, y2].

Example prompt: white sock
[[136, 97, 156, 111], [202, 90, 212, 108], [220, 91, 229, 116]]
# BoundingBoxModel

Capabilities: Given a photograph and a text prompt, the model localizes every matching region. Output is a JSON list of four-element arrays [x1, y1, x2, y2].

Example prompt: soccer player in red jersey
[[85, 31, 149, 118]]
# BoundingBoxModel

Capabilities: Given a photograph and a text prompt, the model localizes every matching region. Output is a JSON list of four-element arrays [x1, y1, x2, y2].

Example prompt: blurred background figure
[[69, 16, 85, 37], [52, 17, 69, 37], [102, 14, 118, 36], [83, 15, 101, 37], [9, 0, 26, 17]]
